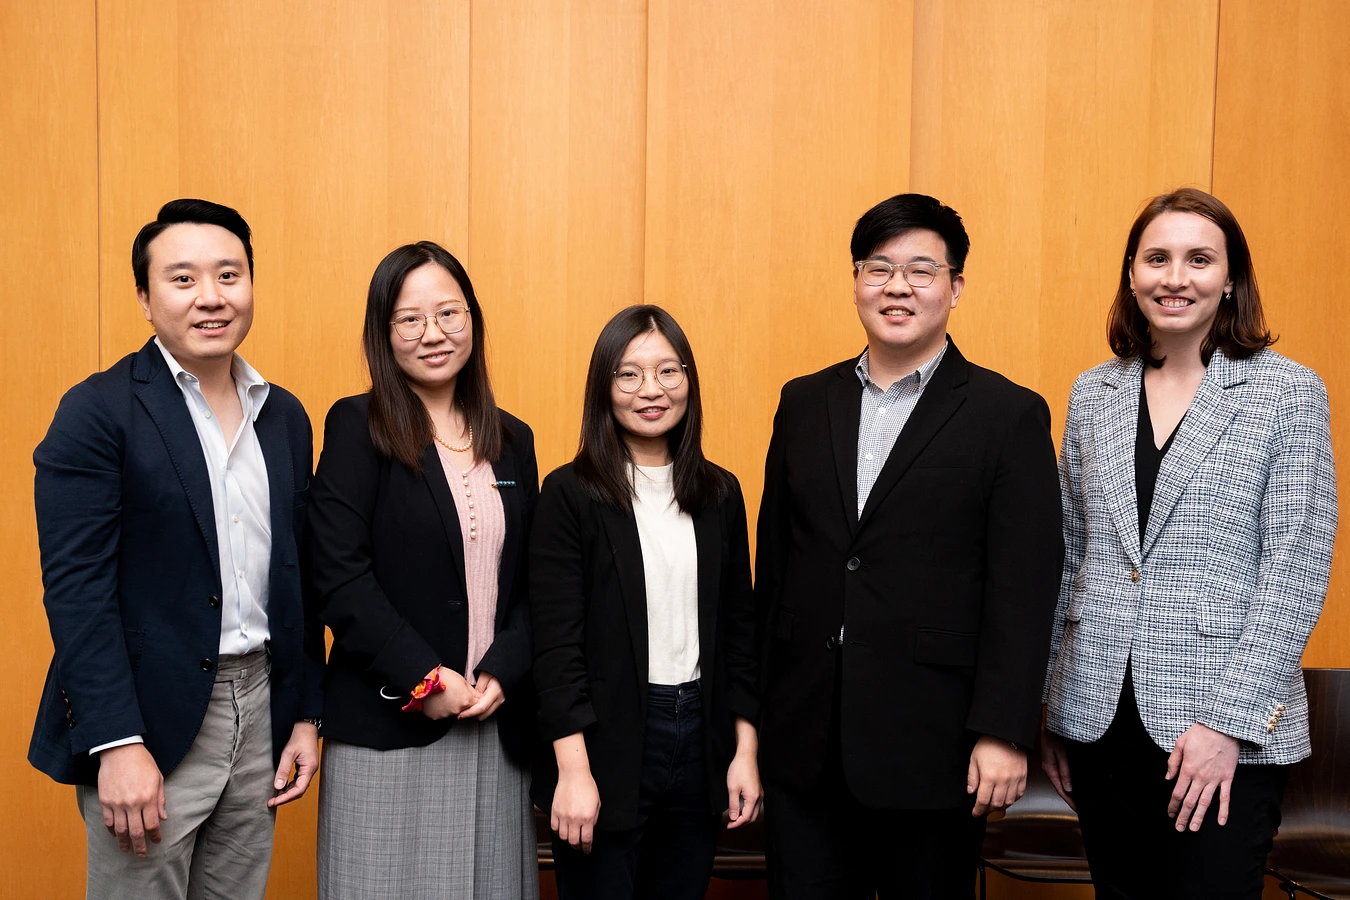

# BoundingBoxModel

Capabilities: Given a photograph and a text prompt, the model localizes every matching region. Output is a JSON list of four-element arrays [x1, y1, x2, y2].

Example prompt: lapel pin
[[491, 480, 516, 489]]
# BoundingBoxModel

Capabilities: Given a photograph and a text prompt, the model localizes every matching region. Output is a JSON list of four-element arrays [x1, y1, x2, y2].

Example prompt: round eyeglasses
[[854, 259, 956, 288], [390, 306, 469, 340], [613, 360, 687, 393]]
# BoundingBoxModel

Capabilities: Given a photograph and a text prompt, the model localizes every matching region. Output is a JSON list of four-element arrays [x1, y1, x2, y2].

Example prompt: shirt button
[[237, 569, 244, 578], [200, 659, 214, 672], [232, 515, 240, 523], [846, 557, 861, 571], [204, 411, 211, 418], [865, 453, 874, 461]]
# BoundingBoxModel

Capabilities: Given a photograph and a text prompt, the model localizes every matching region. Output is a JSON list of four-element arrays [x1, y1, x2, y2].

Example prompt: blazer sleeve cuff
[[370, 622, 443, 695], [537, 686, 597, 742], [726, 688, 760, 727]]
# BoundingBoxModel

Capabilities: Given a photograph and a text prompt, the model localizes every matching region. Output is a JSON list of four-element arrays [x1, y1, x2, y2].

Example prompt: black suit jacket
[[306, 394, 538, 761], [30, 338, 323, 786], [529, 463, 759, 830], [756, 340, 1063, 809]]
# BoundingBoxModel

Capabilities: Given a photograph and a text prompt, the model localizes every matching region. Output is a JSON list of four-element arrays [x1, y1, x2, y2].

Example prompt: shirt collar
[[855, 339, 949, 391], [154, 336, 271, 421]]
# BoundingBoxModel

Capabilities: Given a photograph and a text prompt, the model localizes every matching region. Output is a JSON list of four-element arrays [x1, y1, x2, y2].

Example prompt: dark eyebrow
[[872, 253, 940, 264], [161, 258, 247, 274], [1141, 245, 1220, 256]]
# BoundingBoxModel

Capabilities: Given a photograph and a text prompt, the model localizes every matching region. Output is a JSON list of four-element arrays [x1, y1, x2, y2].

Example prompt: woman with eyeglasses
[[530, 305, 762, 899], [307, 242, 539, 899], [1040, 189, 1336, 898]]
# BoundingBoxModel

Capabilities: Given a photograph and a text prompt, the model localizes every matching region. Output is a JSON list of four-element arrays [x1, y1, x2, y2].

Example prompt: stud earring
[[1223, 289, 1232, 301]]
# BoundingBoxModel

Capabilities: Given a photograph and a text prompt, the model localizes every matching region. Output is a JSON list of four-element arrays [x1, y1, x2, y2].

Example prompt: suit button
[[826, 635, 837, 650], [846, 557, 861, 572], [209, 595, 221, 609], [200, 659, 214, 672], [1129, 568, 1140, 583]]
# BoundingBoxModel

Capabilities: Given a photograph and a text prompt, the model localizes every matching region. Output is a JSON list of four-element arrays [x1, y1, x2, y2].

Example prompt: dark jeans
[[1063, 670, 1289, 900], [553, 681, 717, 900]]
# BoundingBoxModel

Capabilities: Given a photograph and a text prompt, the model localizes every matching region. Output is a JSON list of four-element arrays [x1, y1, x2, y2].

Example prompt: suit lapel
[[132, 341, 221, 580], [420, 443, 468, 591], [1095, 357, 1143, 567], [856, 342, 968, 531], [827, 360, 863, 536], [491, 440, 524, 630], [1141, 352, 1245, 558], [253, 398, 296, 566], [693, 503, 721, 682], [598, 503, 649, 701]]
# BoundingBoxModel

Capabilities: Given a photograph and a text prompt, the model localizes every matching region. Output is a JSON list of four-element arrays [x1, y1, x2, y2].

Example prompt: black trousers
[[1063, 671, 1289, 900], [764, 689, 986, 900], [553, 681, 718, 900]]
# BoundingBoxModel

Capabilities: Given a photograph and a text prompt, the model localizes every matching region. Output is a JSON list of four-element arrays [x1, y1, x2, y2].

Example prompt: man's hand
[[552, 734, 601, 853], [1040, 716, 1076, 811], [726, 717, 763, 829], [459, 672, 505, 721], [1166, 722, 1239, 831], [967, 734, 1027, 816], [421, 667, 481, 720], [97, 743, 166, 857], [268, 721, 320, 808]]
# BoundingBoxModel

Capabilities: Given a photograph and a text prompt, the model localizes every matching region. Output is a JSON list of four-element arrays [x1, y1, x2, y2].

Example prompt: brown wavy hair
[[1107, 187, 1274, 367], [361, 241, 505, 471]]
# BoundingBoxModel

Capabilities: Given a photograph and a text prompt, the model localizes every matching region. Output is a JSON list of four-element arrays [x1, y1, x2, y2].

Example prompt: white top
[[632, 464, 700, 685], [93, 339, 274, 755]]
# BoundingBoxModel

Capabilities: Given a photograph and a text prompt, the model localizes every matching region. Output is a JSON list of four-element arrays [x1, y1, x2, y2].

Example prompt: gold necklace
[[433, 421, 473, 453]]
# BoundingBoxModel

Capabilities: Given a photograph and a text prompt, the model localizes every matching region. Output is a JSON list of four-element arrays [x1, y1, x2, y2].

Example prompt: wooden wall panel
[[0, 4, 100, 897], [910, 0, 1217, 433], [645, 0, 914, 525], [468, 0, 648, 475], [1213, 0, 1350, 667]]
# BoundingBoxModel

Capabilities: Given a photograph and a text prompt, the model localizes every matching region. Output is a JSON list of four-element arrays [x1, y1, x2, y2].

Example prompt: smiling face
[[610, 329, 689, 465], [853, 228, 963, 368], [389, 262, 473, 402], [1129, 211, 1233, 349], [136, 223, 254, 374]]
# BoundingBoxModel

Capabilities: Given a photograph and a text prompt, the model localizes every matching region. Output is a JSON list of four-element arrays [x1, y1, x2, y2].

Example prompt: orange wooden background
[[2, 2, 1345, 897]]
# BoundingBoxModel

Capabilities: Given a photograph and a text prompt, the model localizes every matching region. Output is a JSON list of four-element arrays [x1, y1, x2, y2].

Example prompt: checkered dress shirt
[[854, 341, 949, 517]]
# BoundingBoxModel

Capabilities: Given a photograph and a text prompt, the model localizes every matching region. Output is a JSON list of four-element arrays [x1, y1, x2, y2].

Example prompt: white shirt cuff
[[89, 735, 145, 755]]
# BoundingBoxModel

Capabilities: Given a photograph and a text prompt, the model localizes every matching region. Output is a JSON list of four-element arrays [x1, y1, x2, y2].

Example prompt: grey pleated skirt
[[317, 718, 539, 900]]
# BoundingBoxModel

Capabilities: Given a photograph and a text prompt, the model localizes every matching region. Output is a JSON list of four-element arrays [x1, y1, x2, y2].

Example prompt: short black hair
[[131, 199, 254, 291], [850, 193, 970, 273]]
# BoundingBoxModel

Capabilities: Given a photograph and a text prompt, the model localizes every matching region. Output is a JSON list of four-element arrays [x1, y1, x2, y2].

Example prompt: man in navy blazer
[[30, 199, 324, 900]]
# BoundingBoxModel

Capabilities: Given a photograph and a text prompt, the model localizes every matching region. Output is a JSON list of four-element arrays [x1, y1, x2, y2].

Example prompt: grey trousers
[[79, 649, 276, 900]]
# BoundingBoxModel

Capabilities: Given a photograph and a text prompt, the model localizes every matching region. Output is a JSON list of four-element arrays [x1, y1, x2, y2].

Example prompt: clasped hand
[[419, 667, 506, 721]]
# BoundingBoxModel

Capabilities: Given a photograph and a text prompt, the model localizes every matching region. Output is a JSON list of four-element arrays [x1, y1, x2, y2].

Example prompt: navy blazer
[[306, 394, 539, 761], [29, 338, 324, 786]]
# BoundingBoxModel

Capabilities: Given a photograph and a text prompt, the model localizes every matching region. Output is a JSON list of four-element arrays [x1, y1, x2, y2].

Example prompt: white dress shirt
[[632, 464, 701, 685], [90, 339, 274, 755]]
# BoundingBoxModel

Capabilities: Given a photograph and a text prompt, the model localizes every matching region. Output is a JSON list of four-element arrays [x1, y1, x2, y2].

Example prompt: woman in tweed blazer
[[1040, 188, 1337, 899]]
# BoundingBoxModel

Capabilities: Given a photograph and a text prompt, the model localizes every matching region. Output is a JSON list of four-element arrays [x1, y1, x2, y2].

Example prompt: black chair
[[1267, 668, 1350, 900], [978, 756, 1092, 899]]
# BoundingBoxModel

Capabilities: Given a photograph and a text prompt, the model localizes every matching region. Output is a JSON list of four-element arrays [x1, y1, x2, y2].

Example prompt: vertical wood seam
[[95, 0, 102, 371], [1209, 0, 1222, 191]]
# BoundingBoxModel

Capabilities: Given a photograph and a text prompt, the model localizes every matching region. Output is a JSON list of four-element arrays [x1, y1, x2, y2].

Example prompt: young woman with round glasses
[[530, 305, 762, 899], [308, 241, 540, 899]]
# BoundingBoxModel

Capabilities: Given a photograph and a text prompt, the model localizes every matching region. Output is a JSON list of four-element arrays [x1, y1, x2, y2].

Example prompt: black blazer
[[529, 463, 759, 830], [307, 394, 538, 761], [30, 338, 323, 786], [756, 340, 1064, 809]]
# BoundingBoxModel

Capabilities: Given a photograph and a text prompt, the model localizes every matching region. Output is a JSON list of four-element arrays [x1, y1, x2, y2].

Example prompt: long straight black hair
[[361, 241, 505, 471], [574, 305, 730, 514]]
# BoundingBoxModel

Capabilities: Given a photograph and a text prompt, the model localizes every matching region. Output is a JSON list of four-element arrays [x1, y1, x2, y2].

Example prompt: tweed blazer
[[1044, 349, 1337, 764]]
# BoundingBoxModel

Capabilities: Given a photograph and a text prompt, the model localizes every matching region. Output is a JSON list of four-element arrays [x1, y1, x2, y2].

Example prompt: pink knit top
[[435, 448, 504, 686]]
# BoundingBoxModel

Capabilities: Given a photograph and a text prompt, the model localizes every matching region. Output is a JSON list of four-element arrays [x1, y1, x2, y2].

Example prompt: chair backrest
[[1267, 668, 1350, 890]]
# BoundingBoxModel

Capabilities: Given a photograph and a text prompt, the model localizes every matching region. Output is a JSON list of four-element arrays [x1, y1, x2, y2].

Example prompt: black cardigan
[[306, 394, 539, 761], [529, 462, 759, 830]]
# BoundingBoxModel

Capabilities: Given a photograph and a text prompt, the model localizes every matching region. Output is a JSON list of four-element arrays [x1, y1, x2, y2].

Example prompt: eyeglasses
[[854, 259, 956, 288], [613, 360, 687, 393], [390, 306, 470, 340]]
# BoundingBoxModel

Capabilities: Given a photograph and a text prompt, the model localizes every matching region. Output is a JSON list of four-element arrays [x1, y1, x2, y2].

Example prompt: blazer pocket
[[1196, 595, 1245, 638], [292, 484, 310, 508], [914, 628, 979, 666]]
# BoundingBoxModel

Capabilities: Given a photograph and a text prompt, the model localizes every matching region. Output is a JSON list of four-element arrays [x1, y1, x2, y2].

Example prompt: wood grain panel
[[1213, 0, 1350, 666], [645, 0, 914, 526], [467, 0, 648, 476], [0, 3, 99, 897], [910, 0, 1217, 434]]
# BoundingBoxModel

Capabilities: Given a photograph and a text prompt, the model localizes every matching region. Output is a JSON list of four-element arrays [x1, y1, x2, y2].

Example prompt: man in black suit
[[30, 199, 324, 900], [756, 193, 1064, 898]]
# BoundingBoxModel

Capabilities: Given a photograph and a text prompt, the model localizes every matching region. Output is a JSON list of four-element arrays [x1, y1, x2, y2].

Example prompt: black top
[[1135, 377, 1183, 541]]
